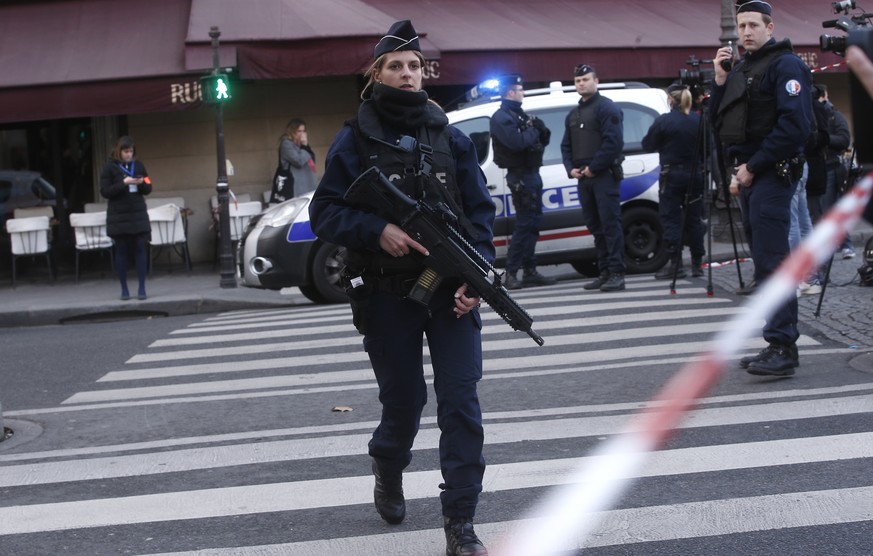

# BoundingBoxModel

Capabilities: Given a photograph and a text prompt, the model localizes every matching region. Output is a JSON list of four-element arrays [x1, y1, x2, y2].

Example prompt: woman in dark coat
[[100, 136, 152, 300]]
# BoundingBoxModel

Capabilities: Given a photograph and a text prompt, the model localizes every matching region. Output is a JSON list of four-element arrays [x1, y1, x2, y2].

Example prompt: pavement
[[1, 226, 871, 354]]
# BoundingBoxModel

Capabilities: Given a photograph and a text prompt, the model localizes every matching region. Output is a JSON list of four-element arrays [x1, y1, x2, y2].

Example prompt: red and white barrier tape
[[497, 174, 873, 556], [703, 257, 752, 269], [811, 61, 847, 73]]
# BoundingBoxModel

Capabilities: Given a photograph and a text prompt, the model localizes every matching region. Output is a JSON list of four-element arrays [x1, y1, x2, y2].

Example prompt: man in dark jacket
[[712, 0, 812, 376], [490, 75, 556, 290], [818, 84, 854, 258], [560, 64, 626, 292]]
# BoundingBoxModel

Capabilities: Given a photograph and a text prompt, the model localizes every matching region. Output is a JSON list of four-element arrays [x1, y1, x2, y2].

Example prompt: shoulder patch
[[785, 79, 802, 96]]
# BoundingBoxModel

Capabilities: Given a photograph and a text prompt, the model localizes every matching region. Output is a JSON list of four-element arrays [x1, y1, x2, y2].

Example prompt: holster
[[341, 267, 375, 335], [508, 176, 533, 213], [775, 156, 805, 186]]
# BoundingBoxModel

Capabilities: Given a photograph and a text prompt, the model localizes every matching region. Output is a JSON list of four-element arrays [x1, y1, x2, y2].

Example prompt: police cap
[[374, 20, 421, 58], [574, 64, 596, 77], [736, 0, 773, 16]]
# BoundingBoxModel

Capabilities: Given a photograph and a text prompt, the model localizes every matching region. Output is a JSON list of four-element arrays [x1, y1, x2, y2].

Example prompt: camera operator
[[711, 0, 813, 377], [560, 64, 626, 292], [642, 83, 706, 280], [816, 84, 855, 258], [490, 75, 556, 290]]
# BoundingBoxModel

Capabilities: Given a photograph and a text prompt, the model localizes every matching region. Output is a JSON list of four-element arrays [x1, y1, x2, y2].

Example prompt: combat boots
[[522, 268, 557, 287], [600, 273, 626, 292], [691, 257, 704, 277], [372, 459, 405, 524], [583, 271, 609, 290], [654, 260, 686, 280], [743, 343, 799, 376], [444, 517, 489, 556], [504, 272, 522, 290]]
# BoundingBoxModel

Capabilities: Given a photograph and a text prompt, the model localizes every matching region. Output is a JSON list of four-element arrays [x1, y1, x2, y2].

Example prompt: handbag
[[270, 151, 294, 204]]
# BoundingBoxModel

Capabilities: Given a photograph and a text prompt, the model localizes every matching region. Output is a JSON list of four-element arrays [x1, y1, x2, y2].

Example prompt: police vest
[[346, 100, 467, 274], [492, 107, 547, 171], [567, 94, 604, 165], [716, 39, 796, 145]]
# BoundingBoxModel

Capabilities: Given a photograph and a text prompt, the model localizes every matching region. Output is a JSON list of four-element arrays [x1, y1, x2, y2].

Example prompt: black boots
[[504, 272, 522, 290], [599, 273, 625, 291], [522, 268, 557, 287], [654, 262, 686, 280], [691, 257, 704, 277], [505, 269, 556, 290], [583, 272, 609, 290], [444, 517, 489, 556], [372, 460, 405, 524], [741, 343, 799, 376]]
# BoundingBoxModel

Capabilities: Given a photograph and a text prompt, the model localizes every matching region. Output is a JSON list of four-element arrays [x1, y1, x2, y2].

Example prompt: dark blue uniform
[[560, 92, 626, 275], [642, 107, 706, 264], [712, 38, 812, 348], [490, 99, 544, 274], [309, 122, 495, 519]]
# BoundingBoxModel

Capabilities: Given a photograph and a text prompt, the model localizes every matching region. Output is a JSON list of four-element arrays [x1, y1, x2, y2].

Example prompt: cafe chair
[[13, 206, 54, 219], [84, 202, 108, 213], [147, 203, 191, 273], [209, 192, 253, 267], [6, 215, 54, 287], [69, 211, 114, 283]]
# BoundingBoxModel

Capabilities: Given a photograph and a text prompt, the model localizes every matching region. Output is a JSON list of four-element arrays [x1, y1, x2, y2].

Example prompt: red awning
[[0, 0, 850, 123]]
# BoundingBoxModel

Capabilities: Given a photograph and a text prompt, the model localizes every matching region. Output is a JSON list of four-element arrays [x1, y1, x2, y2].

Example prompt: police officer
[[309, 20, 493, 556], [712, 0, 813, 376], [560, 64, 626, 292], [642, 83, 706, 279], [489, 75, 556, 290]]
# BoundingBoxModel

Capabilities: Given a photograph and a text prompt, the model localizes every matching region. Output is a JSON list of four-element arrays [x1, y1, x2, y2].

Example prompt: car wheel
[[571, 259, 600, 277], [622, 205, 667, 274], [310, 242, 348, 304], [298, 284, 327, 304]]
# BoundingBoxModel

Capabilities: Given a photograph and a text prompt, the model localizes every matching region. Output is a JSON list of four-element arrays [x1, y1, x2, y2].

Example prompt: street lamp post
[[207, 26, 237, 288], [720, 0, 739, 47]]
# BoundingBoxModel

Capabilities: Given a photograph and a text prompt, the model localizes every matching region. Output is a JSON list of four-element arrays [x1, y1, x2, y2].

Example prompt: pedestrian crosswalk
[[2, 275, 871, 555]]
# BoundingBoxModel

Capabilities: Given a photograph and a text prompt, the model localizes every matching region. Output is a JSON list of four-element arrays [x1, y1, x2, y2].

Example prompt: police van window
[[529, 108, 569, 167], [616, 102, 660, 154], [453, 117, 490, 165]]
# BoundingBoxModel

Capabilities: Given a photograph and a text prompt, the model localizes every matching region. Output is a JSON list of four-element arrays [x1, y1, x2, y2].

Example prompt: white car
[[448, 80, 670, 277], [240, 81, 670, 303]]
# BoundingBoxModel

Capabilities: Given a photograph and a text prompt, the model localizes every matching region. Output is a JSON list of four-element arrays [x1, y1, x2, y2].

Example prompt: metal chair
[[147, 203, 191, 273], [69, 211, 114, 283], [6, 215, 54, 287]]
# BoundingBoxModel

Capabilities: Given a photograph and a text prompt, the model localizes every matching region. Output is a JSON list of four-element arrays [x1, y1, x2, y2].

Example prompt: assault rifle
[[344, 166, 544, 346]]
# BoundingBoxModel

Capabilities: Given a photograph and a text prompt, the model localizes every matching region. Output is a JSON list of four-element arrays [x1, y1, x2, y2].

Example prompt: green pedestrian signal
[[201, 73, 232, 104]]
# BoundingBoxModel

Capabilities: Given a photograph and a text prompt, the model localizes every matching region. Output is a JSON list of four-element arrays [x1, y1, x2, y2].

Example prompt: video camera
[[818, 1, 873, 164], [820, 0, 873, 55], [677, 55, 715, 98]]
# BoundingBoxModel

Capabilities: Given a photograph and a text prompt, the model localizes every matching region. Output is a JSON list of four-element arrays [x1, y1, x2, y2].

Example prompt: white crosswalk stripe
[[2, 275, 870, 555]]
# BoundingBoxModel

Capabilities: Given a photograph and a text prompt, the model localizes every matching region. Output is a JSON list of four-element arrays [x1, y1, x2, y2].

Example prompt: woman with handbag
[[270, 118, 317, 203]]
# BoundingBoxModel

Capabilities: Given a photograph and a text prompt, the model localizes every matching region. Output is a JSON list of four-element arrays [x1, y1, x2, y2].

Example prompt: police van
[[447, 80, 670, 276], [240, 81, 670, 303]]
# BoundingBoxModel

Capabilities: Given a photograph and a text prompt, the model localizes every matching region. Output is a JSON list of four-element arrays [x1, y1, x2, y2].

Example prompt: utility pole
[[205, 26, 237, 288]]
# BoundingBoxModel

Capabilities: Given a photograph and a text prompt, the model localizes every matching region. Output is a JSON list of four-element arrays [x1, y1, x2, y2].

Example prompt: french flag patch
[[785, 79, 802, 96]]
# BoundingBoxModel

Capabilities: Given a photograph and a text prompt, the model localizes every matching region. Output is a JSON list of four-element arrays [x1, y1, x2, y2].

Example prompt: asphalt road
[[1, 272, 872, 555]]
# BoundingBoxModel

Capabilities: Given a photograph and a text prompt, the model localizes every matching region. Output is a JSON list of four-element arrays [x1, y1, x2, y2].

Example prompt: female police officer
[[642, 83, 706, 279], [309, 20, 494, 556]]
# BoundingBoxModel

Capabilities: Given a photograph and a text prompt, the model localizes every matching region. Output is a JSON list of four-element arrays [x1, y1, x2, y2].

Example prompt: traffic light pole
[[209, 26, 237, 288]]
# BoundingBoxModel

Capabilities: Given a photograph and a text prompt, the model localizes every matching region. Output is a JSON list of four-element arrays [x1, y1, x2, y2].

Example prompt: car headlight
[[253, 197, 309, 229]]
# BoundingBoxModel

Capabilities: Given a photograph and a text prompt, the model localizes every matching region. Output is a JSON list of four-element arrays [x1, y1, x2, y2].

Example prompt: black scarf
[[370, 83, 446, 132]]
